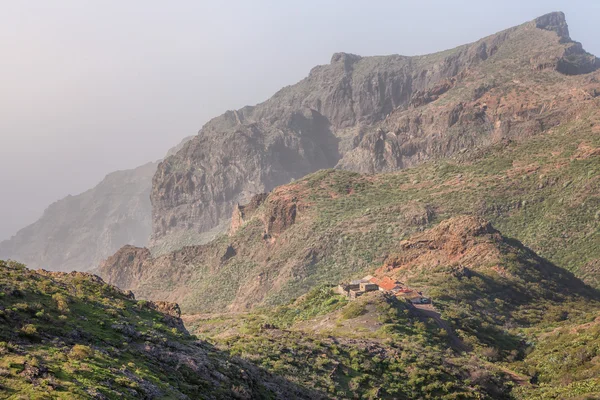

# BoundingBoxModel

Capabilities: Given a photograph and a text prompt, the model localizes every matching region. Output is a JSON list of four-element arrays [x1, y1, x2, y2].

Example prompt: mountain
[[0, 259, 316, 399], [100, 101, 600, 313], [8, 11, 600, 400], [0, 137, 192, 272], [149, 12, 599, 254]]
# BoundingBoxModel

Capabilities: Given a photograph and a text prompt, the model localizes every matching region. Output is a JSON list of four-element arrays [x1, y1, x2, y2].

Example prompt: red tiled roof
[[369, 277, 381, 285], [376, 276, 401, 291]]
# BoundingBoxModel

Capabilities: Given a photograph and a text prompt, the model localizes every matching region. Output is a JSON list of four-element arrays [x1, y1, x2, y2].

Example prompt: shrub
[[341, 302, 367, 320], [52, 293, 70, 313], [68, 344, 94, 360], [19, 324, 38, 337]]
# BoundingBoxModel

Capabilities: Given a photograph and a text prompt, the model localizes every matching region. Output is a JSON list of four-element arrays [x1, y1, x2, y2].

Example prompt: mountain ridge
[[0, 136, 193, 272], [100, 103, 600, 313], [150, 12, 599, 254]]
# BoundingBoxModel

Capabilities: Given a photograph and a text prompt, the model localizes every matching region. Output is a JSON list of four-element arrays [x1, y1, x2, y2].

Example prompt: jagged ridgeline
[[0, 260, 318, 399], [150, 11, 599, 254], [101, 12, 600, 313]]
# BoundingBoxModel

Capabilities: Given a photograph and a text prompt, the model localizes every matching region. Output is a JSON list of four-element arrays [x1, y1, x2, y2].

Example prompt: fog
[[1, 0, 598, 241]]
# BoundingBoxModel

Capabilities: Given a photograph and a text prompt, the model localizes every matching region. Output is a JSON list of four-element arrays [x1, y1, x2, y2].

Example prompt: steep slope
[[100, 110, 600, 313], [0, 162, 157, 272], [0, 260, 316, 399], [150, 12, 599, 253], [0, 137, 193, 272]]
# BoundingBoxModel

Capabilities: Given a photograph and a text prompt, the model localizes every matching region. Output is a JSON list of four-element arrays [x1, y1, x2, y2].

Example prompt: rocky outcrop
[[534, 12, 600, 75], [262, 192, 303, 237], [98, 245, 152, 289], [378, 216, 586, 295], [230, 193, 268, 235], [150, 13, 600, 249], [535, 11, 571, 38]]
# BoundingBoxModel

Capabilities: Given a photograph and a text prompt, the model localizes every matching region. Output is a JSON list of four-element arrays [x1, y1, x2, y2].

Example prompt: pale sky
[[1, 0, 599, 241]]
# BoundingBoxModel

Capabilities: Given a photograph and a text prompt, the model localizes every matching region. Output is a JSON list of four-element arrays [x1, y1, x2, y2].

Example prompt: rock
[[153, 14, 586, 248], [535, 12, 570, 38], [230, 193, 269, 236], [98, 246, 151, 290], [221, 245, 237, 262]]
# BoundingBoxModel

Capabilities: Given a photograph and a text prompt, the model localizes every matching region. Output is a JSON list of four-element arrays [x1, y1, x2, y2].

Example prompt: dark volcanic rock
[[535, 11, 571, 38]]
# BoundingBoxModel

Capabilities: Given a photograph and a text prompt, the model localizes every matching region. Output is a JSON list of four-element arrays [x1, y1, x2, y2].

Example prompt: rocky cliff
[[0, 162, 156, 272], [150, 12, 599, 251], [0, 137, 193, 272], [99, 92, 600, 312]]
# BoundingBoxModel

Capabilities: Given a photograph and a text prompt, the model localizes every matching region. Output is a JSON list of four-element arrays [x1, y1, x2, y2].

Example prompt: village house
[[359, 282, 379, 292], [336, 283, 360, 296], [339, 275, 415, 300]]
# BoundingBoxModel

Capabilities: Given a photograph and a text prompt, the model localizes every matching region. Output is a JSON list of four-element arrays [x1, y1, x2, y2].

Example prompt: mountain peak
[[534, 11, 570, 39], [330, 52, 362, 71]]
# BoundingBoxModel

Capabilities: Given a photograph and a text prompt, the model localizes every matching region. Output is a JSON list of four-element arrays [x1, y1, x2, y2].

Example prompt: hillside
[[0, 260, 316, 399], [0, 137, 192, 273], [150, 12, 599, 253], [100, 108, 600, 313], [7, 9, 600, 400], [177, 217, 600, 399]]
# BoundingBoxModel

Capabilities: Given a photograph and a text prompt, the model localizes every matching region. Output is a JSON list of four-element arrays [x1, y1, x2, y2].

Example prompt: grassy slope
[[0, 260, 313, 400], [185, 218, 600, 399], [189, 281, 600, 399], [190, 288, 515, 400], [139, 113, 599, 314]]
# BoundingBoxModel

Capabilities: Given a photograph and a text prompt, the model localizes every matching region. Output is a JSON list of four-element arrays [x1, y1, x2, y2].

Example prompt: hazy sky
[[1, 0, 599, 241]]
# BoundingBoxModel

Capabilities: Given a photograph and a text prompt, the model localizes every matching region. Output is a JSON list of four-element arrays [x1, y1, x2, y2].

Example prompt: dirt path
[[411, 303, 470, 353], [497, 366, 531, 387]]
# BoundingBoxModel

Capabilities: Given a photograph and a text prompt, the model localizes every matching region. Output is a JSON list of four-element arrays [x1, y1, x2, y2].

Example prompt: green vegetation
[[129, 114, 600, 315], [6, 121, 600, 399], [0, 260, 309, 399], [267, 285, 348, 328], [512, 320, 600, 399], [188, 214, 600, 399], [199, 291, 514, 399], [340, 301, 367, 320]]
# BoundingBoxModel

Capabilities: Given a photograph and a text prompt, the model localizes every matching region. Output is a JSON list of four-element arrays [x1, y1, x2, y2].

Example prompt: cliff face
[[150, 12, 599, 250], [0, 162, 157, 272], [0, 137, 193, 272], [100, 79, 600, 314]]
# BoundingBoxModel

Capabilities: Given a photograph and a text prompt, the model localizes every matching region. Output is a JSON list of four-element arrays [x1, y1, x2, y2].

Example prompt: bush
[[69, 344, 94, 360], [341, 302, 367, 320], [52, 293, 70, 313], [19, 324, 38, 338]]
